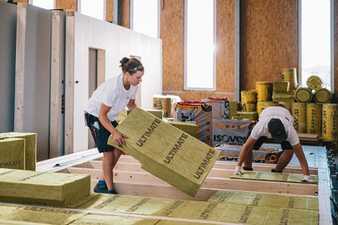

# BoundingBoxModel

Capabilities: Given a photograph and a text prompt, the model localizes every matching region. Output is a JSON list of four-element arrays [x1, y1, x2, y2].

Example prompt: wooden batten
[[55, 0, 77, 11]]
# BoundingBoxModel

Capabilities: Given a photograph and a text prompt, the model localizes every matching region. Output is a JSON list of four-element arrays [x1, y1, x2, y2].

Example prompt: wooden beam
[[64, 167, 318, 196], [116, 155, 318, 174], [64, 12, 75, 155], [49, 10, 65, 158]]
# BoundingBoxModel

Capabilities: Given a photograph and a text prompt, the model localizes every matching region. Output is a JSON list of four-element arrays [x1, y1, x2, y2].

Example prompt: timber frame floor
[[35, 145, 332, 225]]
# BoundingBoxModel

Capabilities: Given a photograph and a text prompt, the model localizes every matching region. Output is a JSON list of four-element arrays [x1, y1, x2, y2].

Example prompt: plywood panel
[[0, 2, 16, 132], [241, 0, 298, 90], [119, 0, 130, 28], [161, 0, 236, 100], [55, 0, 77, 11], [106, 0, 114, 22]]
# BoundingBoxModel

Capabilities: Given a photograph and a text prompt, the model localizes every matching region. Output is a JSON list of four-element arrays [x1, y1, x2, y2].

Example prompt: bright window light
[[31, 0, 54, 9], [185, 0, 215, 90], [79, 0, 105, 20], [301, 0, 332, 89], [132, 0, 159, 38]]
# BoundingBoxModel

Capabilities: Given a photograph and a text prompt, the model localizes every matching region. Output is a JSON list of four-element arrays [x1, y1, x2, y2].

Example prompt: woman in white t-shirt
[[85, 57, 144, 194], [234, 106, 312, 182]]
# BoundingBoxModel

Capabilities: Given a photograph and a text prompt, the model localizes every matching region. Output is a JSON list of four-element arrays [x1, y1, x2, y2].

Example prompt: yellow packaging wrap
[[0, 168, 90, 207], [241, 90, 257, 103], [0, 138, 25, 169], [313, 88, 332, 103], [0, 133, 37, 171], [257, 101, 276, 114], [291, 102, 306, 133], [306, 75, 322, 91], [229, 101, 239, 119], [322, 104, 338, 142], [306, 103, 322, 135], [108, 108, 219, 196], [236, 112, 258, 121], [281, 68, 298, 91], [273, 81, 289, 93], [295, 87, 313, 103], [256, 82, 272, 101]]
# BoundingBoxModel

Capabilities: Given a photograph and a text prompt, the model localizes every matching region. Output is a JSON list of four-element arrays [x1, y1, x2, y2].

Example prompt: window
[[185, 0, 215, 90], [131, 0, 159, 38], [300, 0, 332, 89], [79, 0, 105, 20], [30, 0, 54, 9]]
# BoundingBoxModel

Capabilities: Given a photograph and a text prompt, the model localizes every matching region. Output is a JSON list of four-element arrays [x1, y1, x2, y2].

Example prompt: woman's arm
[[98, 103, 125, 145]]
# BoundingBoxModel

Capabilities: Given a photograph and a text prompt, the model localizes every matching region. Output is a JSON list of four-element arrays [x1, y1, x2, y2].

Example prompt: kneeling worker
[[234, 105, 312, 182]]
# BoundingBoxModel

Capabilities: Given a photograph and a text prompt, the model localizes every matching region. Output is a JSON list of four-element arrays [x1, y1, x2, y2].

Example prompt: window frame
[[184, 0, 216, 91]]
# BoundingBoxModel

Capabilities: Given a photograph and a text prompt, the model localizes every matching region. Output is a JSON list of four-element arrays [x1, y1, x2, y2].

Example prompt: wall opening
[[300, 0, 332, 89], [88, 48, 105, 148]]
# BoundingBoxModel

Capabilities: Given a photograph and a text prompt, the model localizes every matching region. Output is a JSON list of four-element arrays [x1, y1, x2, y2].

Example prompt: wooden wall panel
[[119, 0, 130, 28], [161, 0, 236, 100], [241, 0, 298, 90], [106, 0, 113, 22], [55, 0, 77, 11]]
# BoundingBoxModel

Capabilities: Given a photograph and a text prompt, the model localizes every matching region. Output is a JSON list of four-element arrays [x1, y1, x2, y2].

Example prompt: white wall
[[69, 13, 162, 152]]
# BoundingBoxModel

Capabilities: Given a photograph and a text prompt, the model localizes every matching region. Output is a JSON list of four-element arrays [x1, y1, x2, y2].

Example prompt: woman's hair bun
[[120, 57, 129, 67]]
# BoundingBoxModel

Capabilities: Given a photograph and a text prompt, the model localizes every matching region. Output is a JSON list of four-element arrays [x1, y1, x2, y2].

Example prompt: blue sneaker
[[93, 180, 118, 194], [93, 180, 108, 193]]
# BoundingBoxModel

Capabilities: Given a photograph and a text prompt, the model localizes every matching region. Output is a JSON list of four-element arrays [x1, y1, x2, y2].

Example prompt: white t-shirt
[[249, 106, 299, 146], [85, 74, 138, 121]]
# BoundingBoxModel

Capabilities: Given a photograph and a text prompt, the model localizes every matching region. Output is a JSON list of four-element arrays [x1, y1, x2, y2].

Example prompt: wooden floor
[[34, 145, 332, 225]]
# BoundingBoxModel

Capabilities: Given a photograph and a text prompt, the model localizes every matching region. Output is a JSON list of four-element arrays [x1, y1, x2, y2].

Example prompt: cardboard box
[[211, 119, 253, 146]]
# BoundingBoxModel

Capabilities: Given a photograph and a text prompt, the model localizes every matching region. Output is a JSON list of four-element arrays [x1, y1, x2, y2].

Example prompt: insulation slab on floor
[[0, 138, 25, 169], [78, 194, 318, 225], [230, 171, 318, 184], [0, 132, 37, 170], [0, 168, 90, 207], [207, 191, 318, 210], [108, 108, 219, 196]]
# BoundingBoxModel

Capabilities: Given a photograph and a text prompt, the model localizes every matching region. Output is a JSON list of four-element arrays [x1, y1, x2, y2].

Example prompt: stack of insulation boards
[[108, 108, 219, 196], [0, 190, 318, 225], [0, 132, 37, 170], [0, 168, 90, 207]]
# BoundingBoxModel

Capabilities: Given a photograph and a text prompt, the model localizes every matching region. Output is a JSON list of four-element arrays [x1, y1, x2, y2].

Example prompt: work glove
[[234, 166, 243, 176], [302, 175, 312, 183]]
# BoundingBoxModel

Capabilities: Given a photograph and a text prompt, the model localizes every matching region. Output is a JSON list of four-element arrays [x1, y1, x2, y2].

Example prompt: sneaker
[[108, 188, 118, 194], [93, 180, 108, 193], [243, 166, 253, 171], [271, 168, 283, 173]]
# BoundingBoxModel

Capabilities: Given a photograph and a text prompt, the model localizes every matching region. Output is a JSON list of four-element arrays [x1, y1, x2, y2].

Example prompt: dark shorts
[[84, 112, 118, 153], [253, 136, 293, 151]]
